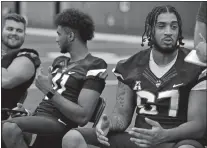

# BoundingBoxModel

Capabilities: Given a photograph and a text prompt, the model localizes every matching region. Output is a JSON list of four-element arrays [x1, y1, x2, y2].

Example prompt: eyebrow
[[157, 21, 178, 24]]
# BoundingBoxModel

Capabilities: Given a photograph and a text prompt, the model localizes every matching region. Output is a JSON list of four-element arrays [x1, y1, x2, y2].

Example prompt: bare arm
[[194, 20, 206, 47], [109, 81, 136, 132], [165, 90, 206, 141], [2, 56, 35, 89], [194, 2, 206, 47], [51, 88, 101, 126]]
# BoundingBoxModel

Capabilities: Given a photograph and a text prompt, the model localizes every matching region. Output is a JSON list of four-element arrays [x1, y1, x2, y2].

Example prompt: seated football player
[[62, 5, 206, 148], [1, 13, 41, 120], [185, 2, 207, 147], [2, 9, 107, 148]]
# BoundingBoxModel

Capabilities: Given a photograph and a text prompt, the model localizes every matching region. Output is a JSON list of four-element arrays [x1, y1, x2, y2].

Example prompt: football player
[[1, 13, 41, 120], [62, 5, 206, 148], [185, 2, 207, 146], [2, 9, 107, 148]]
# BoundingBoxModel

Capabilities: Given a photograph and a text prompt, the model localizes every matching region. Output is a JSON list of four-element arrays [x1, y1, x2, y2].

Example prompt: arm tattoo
[[109, 81, 134, 132]]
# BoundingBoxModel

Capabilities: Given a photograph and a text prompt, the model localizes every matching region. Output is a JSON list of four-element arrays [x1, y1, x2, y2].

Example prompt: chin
[[60, 50, 67, 54]]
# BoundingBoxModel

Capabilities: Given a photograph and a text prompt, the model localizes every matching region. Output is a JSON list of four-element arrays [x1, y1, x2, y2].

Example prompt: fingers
[[17, 103, 23, 108], [48, 66, 52, 74], [128, 130, 151, 140], [130, 138, 151, 148], [98, 71, 108, 79], [96, 129, 110, 146], [145, 117, 160, 127], [199, 33, 206, 42], [96, 123, 110, 146], [131, 127, 152, 136]]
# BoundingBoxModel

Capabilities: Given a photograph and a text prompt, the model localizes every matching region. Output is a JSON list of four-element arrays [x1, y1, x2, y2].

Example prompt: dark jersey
[[113, 48, 203, 129], [2, 48, 41, 110], [35, 53, 107, 128]]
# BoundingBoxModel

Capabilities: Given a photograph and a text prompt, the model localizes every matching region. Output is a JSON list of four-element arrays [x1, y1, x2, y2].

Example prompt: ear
[[68, 32, 75, 42]]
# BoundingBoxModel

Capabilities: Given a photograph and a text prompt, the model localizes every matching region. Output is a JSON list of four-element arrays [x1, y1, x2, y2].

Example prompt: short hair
[[55, 8, 95, 42], [141, 5, 184, 47], [3, 13, 27, 28]]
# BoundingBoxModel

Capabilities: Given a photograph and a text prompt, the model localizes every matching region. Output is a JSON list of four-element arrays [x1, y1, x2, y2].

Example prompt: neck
[[152, 48, 178, 66], [69, 43, 89, 62]]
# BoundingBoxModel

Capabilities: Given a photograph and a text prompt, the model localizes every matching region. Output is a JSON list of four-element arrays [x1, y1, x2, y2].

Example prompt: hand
[[11, 103, 31, 118], [196, 42, 207, 63], [95, 114, 110, 146], [35, 67, 52, 95], [98, 71, 108, 80], [128, 118, 167, 148], [48, 66, 53, 86]]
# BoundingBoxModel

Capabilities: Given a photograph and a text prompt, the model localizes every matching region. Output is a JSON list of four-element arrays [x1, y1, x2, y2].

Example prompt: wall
[[1, 1, 200, 37]]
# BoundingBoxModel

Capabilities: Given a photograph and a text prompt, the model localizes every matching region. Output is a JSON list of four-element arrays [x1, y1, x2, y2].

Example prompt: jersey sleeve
[[112, 59, 128, 83], [191, 69, 207, 90], [112, 53, 139, 86], [17, 48, 41, 69], [83, 58, 107, 93], [51, 56, 70, 72]]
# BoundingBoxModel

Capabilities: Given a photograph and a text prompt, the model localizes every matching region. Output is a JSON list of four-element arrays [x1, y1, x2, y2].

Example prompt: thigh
[[75, 128, 99, 146], [105, 132, 141, 148], [173, 139, 204, 148], [76, 129, 138, 148], [3, 115, 66, 135]]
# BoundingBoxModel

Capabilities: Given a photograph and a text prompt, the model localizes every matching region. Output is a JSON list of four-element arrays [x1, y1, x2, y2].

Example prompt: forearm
[[164, 120, 205, 142], [194, 21, 206, 47], [51, 93, 87, 125]]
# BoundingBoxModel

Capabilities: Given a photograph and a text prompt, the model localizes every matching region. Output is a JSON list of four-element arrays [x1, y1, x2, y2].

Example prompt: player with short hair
[[2, 9, 107, 148], [62, 5, 206, 148], [1, 13, 41, 120]]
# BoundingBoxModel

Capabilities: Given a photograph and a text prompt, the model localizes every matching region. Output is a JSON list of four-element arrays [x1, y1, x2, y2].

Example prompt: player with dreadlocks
[[141, 5, 185, 48], [62, 5, 206, 148]]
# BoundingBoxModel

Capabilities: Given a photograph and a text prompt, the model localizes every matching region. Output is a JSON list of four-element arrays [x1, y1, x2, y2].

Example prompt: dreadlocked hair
[[141, 5, 185, 47]]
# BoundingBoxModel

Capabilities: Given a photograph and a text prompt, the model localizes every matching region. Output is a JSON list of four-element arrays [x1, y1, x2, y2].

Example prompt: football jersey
[[192, 68, 207, 90], [2, 48, 41, 110], [113, 48, 203, 129], [35, 53, 107, 128]]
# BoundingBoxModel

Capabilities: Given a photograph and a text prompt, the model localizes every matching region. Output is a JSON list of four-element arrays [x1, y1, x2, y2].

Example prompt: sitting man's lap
[[2, 115, 67, 148], [75, 128, 205, 148]]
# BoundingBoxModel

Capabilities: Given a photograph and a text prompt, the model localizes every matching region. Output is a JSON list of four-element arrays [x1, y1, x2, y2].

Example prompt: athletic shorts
[[2, 113, 73, 148], [75, 128, 205, 148]]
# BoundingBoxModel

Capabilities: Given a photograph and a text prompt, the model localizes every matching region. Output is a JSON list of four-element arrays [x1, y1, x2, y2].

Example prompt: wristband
[[46, 91, 55, 99]]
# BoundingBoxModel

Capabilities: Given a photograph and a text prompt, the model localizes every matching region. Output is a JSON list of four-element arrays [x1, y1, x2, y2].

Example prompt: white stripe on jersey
[[191, 80, 207, 90], [86, 69, 106, 77], [112, 68, 124, 80], [192, 68, 207, 90]]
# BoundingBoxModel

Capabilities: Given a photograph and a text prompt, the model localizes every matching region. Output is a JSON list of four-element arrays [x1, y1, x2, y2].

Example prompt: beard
[[2, 36, 24, 49], [152, 37, 178, 54]]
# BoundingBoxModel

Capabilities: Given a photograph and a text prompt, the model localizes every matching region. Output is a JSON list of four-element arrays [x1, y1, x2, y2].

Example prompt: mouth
[[163, 38, 173, 44], [8, 36, 19, 41]]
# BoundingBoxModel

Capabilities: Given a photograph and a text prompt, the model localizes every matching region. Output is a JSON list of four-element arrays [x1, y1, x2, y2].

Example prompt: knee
[[2, 122, 22, 139], [177, 145, 195, 148], [62, 129, 85, 148]]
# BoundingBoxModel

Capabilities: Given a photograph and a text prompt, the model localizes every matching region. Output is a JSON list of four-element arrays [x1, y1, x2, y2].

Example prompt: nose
[[164, 26, 172, 36]]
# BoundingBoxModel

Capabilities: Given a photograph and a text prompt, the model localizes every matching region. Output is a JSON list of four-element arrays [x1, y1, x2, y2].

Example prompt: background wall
[[2, 1, 200, 37]]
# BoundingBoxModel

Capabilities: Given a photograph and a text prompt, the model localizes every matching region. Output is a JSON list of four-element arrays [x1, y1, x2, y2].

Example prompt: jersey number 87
[[136, 90, 179, 117]]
